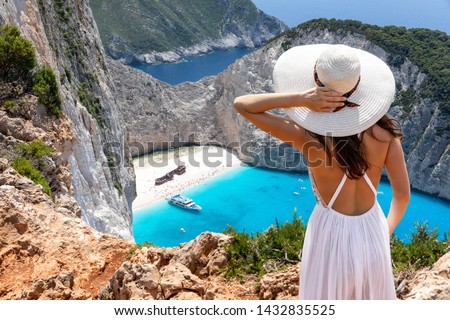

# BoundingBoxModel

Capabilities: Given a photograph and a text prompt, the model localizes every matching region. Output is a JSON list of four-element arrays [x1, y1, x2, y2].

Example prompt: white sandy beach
[[132, 146, 242, 210]]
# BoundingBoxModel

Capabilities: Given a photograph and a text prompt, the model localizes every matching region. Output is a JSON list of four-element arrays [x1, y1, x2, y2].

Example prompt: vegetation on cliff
[[0, 25, 61, 116], [0, 24, 36, 82], [223, 209, 306, 279], [277, 19, 450, 117], [37, 0, 127, 195], [89, 0, 283, 54], [33, 67, 62, 117], [12, 140, 55, 197], [77, 82, 104, 127], [0, 24, 61, 197], [391, 222, 450, 271], [223, 210, 450, 279]]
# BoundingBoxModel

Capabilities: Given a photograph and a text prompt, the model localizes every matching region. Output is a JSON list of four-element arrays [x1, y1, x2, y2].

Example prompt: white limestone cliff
[[0, 0, 136, 240]]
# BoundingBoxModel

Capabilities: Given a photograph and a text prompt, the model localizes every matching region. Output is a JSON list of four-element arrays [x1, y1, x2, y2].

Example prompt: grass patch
[[14, 140, 55, 159], [1, 100, 19, 115]]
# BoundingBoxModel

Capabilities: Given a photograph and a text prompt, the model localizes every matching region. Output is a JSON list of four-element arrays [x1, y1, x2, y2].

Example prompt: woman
[[234, 44, 410, 299]]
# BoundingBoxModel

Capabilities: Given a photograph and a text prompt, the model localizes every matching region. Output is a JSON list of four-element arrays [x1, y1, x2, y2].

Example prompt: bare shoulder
[[367, 124, 395, 143]]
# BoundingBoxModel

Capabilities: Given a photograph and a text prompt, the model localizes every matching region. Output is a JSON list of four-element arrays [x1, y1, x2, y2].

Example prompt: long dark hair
[[307, 115, 403, 179]]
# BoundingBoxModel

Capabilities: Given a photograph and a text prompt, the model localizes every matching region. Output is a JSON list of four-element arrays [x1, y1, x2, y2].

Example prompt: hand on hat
[[300, 87, 347, 112]]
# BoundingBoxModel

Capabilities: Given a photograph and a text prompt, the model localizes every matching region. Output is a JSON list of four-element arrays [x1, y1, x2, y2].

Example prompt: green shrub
[[2, 100, 19, 114], [33, 66, 62, 117], [0, 25, 61, 118], [12, 157, 52, 197], [12, 140, 55, 197], [0, 24, 36, 81], [394, 87, 419, 117], [391, 221, 449, 272], [78, 82, 104, 126], [222, 209, 306, 279], [63, 65, 72, 83], [53, 0, 72, 23], [14, 140, 55, 159]]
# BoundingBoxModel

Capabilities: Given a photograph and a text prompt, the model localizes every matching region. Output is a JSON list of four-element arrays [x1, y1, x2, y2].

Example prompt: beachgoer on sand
[[234, 44, 410, 299]]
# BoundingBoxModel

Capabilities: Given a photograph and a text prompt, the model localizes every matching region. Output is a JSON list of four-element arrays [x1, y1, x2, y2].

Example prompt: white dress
[[299, 172, 396, 300]]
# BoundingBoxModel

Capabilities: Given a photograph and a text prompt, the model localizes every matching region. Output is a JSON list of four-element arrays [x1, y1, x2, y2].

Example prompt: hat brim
[[273, 44, 395, 137]]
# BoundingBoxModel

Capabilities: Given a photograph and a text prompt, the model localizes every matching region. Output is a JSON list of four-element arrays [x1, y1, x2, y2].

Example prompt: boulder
[[171, 232, 232, 277], [160, 263, 205, 299], [259, 265, 299, 300], [404, 252, 450, 300]]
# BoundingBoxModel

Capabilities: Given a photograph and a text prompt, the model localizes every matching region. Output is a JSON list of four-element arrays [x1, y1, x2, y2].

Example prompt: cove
[[133, 165, 450, 247], [131, 48, 254, 85]]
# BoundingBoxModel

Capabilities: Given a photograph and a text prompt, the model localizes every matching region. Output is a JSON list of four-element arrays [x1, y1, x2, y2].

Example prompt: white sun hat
[[273, 44, 396, 137]]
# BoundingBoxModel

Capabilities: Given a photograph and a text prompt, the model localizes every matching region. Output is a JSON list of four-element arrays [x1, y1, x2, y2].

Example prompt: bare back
[[234, 92, 410, 227], [307, 124, 393, 216]]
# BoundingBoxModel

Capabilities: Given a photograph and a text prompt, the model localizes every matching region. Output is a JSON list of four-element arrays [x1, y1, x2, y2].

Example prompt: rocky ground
[[0, 157, 131, 299], [401, 251, 450, 299], [98, 231, 450, 300], [99, 232, 299, 300]]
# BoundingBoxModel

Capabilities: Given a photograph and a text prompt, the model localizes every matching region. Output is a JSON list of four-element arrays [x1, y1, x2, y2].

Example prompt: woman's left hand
[[297, 87, 347, 112]]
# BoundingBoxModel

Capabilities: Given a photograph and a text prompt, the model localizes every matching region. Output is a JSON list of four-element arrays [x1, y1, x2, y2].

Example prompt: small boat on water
[[167, 194, 202, 211]]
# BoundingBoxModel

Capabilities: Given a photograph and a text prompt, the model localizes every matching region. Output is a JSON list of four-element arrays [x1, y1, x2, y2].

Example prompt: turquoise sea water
[[133, 165, 450, 247], [131, 48, 254, 85]]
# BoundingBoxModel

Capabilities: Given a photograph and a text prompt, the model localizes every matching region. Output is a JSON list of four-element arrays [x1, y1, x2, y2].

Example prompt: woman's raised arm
[[234, 87, 346, 150]]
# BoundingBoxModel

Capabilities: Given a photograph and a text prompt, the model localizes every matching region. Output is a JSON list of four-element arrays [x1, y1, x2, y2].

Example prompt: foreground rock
[[0, 159, 132, 299], [403, 252, 450, 300], [101, 230, 450, 300], [259, 266, 299, 300], [100, 232, 299, 300]]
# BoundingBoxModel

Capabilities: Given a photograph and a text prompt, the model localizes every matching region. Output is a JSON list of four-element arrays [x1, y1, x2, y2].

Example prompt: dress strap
[[327, 174, 347, 208], [363, 173, 378, 195], [308, 168, 327, 207]]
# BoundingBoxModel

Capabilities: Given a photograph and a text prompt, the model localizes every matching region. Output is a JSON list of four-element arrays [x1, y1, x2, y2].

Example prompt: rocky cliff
[[0, 0, 136, 240], [0, 158, 132, 298], [98, 231, 450, 300], [112, 20, 450, 200], [99, 232, 299, 300], [89, 0, 287, 64]]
